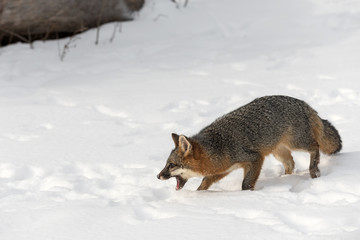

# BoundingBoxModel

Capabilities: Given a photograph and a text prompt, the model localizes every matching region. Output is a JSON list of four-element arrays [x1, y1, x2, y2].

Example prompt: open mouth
[[175, 175, 188, 191]]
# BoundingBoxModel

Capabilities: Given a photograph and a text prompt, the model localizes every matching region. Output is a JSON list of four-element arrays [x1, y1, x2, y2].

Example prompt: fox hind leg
[[309, 143, 321, 178], [289, 137, 321, 179], [273, 145, 295, 174]]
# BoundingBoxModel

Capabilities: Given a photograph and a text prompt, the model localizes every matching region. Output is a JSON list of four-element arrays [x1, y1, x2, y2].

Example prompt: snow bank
[[0, 0, 360, 239]]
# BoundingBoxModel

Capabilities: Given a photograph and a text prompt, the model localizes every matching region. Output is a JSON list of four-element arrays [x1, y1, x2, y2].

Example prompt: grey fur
[[192, 95, 341, 161]]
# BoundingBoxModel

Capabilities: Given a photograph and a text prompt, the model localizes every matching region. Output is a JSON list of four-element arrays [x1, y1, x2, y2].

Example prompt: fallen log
[[0, 0, 144, 46]]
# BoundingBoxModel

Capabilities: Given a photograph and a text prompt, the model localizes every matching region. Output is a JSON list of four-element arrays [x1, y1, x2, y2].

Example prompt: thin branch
[[57, 35, 61, 59], [42, 25, 54, 42], [171, 0, 189, 8], [95, 0, 106, 45], [184, 0, 189, 8], [59, 35, 80, 61], [154, 14, 168, 22], [172, 0, 180, 9], [0, 28, 31, 44], [27, 27, 34, 49], [110, 22, 121, 42]]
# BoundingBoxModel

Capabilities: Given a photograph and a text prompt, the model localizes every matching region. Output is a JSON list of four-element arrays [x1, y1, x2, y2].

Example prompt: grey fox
[[157, 95, 342, 191]]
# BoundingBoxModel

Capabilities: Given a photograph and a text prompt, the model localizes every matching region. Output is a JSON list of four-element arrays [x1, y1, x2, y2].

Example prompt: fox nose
[[157, 173, 161, 179]]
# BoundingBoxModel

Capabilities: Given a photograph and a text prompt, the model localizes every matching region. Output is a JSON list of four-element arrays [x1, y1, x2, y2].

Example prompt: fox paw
[[310, 170, 321, 178], [242, 184, 255, 191]]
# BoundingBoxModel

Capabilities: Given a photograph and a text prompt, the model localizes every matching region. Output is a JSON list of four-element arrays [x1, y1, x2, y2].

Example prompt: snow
[[1, 0, 360, 239]]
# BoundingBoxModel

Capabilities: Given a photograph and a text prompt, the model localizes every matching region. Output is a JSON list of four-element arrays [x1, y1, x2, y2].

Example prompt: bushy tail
[[318, 119, 342, 155]]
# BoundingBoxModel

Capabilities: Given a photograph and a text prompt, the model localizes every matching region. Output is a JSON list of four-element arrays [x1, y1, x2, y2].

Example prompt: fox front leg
[[197, 173, 229, 191], [242, 156, 265, 190]]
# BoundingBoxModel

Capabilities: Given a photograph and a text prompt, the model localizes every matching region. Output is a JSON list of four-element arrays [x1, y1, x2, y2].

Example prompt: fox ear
[[171, 133, 180, 147], [179, 135, 192, 156]]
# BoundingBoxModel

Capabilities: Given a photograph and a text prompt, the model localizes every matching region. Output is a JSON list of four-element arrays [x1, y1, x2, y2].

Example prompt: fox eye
[[168, 163, 176, 168]]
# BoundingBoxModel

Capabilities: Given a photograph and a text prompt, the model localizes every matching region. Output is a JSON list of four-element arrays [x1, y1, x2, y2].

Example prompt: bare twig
[[110, 22, 121, 42], [27, 28, 34, 49], [59, 36, 80, 61], [184, 0, 189, 7], [119, 22, 122, 33], [0, 28, 31, 44], [95, 0, 106, 45], [154, 14, 168, 22], [42, 25, 54, 42], [57, 35, 61, 59], [171, 0, 189, 8], [171, 0, 180, 9]]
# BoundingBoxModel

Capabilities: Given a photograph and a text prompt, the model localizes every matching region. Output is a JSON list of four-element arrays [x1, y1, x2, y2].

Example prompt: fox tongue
[[176, 177, 181, 190], [175, 176, 187, 191]]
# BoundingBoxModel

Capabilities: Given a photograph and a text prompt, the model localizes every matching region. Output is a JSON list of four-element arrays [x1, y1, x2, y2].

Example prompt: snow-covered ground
[[1, 0, 360, 239]]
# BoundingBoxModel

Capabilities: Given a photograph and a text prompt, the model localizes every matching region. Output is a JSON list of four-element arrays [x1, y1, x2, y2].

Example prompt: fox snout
[[157, 168, 171, 180], [157, 166, 189, 191]]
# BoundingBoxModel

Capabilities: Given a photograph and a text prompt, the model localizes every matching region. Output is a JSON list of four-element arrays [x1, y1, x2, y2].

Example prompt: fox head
[[157, 133, 204, 190]]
